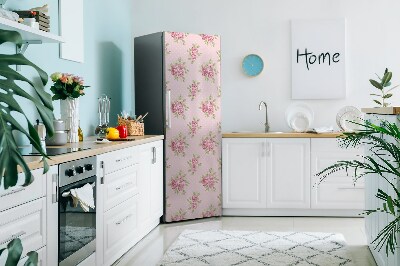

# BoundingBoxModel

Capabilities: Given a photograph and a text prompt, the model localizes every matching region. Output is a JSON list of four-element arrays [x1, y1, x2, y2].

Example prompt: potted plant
[[369, 68, 399, 107], [0, 29, 54, 265], [316, 120, 400, 256]]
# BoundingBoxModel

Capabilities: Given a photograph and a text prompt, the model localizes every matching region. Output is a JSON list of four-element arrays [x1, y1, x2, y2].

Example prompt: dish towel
[[70, 183, 95, 212]]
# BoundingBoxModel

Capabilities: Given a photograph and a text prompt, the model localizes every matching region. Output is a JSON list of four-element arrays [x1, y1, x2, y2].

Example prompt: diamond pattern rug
[[158, 230, 354, 266]]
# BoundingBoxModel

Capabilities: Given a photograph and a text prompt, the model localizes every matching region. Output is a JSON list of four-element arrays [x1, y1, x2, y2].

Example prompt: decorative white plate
[[336, 106, 362, 132], [285, 103, 314, 132]]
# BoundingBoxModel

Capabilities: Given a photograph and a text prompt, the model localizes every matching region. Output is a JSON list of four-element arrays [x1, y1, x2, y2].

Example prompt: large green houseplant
[[0, 29, 54, 265], [317, 120, 400, 256]]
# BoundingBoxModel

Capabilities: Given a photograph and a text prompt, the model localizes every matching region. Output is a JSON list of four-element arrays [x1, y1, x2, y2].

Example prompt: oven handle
[[52, 174, 58, 203], [61, 182, 95, 198]]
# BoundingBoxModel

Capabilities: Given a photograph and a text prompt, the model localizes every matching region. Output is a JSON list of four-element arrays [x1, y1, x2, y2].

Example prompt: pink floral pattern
[[202, 204, 218, 218], [169, 133, 189, 157], [169, 58, 188, 82], [168, 171, 189, 195], [200, 168, 219, 191], [200, 131, 218, 155], [187, 117, 202, 137], [200, 95, 218, 119], [171, 209, 187, 222], [188, 80, 201, 100], [187, 154, 202, 175], [165, 32, 221, 222], [171, 32, 187, 44], [171, 95, 188, 119], [200, 34, 217, 46], [200, 59, 218, 83], [188, 43, 201, 64], [188, 192, 201, 213]]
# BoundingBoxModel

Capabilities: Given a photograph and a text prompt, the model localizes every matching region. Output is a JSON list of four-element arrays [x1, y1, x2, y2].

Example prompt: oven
[[58, 156, 97, 266]]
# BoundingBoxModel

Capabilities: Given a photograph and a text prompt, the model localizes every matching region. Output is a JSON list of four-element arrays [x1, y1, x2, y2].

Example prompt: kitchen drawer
[[103, 164, 139, 212], [311, 181, 365, 209], [0, 168, 45, 212], [0, 198, 46, 259], [99, 146, 139, 175], [17, 246, 46, 266], [103, 196, 138, 265]]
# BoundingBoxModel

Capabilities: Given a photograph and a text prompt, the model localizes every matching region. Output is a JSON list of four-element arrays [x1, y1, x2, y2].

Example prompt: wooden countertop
[[222, 132, 343, 138], [23, 135, 164, 171]]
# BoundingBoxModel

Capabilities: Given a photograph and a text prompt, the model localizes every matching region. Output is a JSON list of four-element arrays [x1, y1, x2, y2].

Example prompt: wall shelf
[[0, 17, 64, 43]]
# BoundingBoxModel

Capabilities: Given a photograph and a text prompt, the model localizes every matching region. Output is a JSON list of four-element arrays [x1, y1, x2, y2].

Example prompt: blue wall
[[4, 0, 133, 143]]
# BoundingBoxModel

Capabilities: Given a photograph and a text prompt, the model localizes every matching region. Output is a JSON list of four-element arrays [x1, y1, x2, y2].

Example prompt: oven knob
[[85, 164, 94, 171], [76, 166, 85, 174], [65, 168, 76, 177]]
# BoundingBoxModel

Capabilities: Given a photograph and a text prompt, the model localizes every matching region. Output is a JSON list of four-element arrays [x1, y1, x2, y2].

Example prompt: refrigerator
[[134, 32, 222, 222]]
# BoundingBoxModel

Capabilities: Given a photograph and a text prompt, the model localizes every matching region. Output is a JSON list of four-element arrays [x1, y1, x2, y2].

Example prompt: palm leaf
[[0, 29, 54, 189]]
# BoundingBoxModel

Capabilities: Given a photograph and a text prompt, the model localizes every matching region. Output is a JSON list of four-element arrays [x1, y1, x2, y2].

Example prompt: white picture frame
[[59, 0, 84, 63], [291, 19, 346, 99]]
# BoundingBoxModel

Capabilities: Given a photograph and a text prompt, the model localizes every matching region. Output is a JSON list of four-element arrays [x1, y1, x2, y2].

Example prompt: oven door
[[59, 176, 96, 266]]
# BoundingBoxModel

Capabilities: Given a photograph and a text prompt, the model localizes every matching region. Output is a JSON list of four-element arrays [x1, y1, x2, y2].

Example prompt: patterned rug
[[158, 230, 354, 266]]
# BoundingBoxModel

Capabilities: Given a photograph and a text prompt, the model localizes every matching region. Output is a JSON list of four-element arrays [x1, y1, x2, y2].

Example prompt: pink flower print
[[170, 32, 187, 44], [202, 204, 217, 218], [166, 157, 171, 169], [168, 171, 189, 195], [200, 131, 218, 155], [169, 133, 189, 157], [187, 154, 202, 175], [187, 117, 202, 138], [217, 86, 221, 98], [218, 157, 222, 170], [171, 209, 187, 222], [200, 168, 219, 191], [169, 58, 188, 82], [200, 34, 217, 46], [218, 194, 222, 207], [188, 80, 201, 101], [200, 59, 218, 83], [165, 196, 171, 209], [165, 42, 171, 55], [188, 43, 201, 64], [187, 192, 202, 213], [217, 121, 222, 133], [217, 50, 221, 62], [200, 95, 219, 119], [171, 95, 188, 119]]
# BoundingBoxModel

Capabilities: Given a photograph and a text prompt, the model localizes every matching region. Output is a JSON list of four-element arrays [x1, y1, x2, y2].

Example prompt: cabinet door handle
[[100, 161, 105, 184], [115, 182, 133, 191], [0, 231, 26, 246], [152, 147, 157, 164], [116, 155, 132, 163], [0, 187, 25, 198], [52, 174, 58, 203], [116, 214, 132, 225], [166, 90, 172, 129]]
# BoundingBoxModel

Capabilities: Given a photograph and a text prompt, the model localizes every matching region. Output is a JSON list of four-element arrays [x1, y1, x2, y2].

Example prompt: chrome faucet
[[258, 101, 270, 132]]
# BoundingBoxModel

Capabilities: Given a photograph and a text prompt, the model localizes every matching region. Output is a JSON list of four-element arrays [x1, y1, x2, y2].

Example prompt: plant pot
[[60, 98, 79, 143]]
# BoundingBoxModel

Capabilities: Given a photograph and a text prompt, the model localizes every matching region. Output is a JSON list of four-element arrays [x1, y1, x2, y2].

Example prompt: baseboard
[[222, 208, 364, 217]]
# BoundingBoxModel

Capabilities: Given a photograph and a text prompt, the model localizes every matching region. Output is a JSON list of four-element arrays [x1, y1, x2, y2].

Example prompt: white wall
[[132, 0, 400, 132]]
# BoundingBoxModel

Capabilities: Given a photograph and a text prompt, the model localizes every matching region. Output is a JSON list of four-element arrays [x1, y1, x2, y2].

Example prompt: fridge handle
[[166, 90, 172, 129]]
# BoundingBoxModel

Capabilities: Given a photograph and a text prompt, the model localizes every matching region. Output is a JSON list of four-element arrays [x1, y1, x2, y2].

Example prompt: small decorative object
[[96, 94, 110, 138], [78, 121, 83, 142], [118, 112, 145, 136], [369, 68, 399, 107], [242, 54, 264, 76], [336, 106, 362, 132], [29, 4, 49, 15], [15, 10, 50, 32], [50, 72, 88, 143], [285, 103, 314, 132]]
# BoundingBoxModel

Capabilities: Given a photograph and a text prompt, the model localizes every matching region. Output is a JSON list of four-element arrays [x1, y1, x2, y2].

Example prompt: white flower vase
[[60, 98, 80, 143]]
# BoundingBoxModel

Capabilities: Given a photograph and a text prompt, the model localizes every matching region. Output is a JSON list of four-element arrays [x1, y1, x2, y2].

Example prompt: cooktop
[[19, 147, 91, 156]]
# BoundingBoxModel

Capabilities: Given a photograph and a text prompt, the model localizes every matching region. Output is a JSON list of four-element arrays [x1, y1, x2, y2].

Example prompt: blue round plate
[[242, 54, 264, 77]]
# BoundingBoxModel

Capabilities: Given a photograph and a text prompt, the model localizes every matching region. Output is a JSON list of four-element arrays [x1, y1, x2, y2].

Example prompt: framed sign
[[59, 0, 84, 63], [291, 19, 346, 99]]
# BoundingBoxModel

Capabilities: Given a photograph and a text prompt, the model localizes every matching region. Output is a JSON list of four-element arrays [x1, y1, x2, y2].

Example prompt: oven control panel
[[59, 156, 97, 187]]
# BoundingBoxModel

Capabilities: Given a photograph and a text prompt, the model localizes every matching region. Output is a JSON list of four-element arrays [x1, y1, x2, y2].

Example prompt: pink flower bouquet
[[49, 72, 89, 100]]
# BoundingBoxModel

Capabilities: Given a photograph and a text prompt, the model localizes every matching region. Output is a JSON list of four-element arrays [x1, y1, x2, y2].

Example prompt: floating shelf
[[0, 16, 64, 43]]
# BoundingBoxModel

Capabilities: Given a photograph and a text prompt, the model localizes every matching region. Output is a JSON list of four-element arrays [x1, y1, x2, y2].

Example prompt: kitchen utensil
[[53, 119, 66, 131], [285, 103, 314, 132], [97, 95, 111, 137], [116, 125, 128, 138], [138, 112, 148, 122], [135, 115, 143, 122], [336, 106, 362, 132], [46, 131, 68, 146]]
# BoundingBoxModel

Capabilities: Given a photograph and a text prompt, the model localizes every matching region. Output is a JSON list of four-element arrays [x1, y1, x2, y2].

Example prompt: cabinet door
[[311, 139, 364, 209], [266, 139, 310, 209], [222, 138, 267, 209], [150, 141, 163, 219]]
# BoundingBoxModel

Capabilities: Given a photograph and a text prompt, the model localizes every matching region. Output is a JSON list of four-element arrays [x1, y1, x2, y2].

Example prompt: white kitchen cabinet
[[311, 139, 364, 210], [222, 137, 364, 216], [45, 165, 58, 266], [222, 138, 267, 209], [138, 140, 164, 232], [267, 139, 310, 209]]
